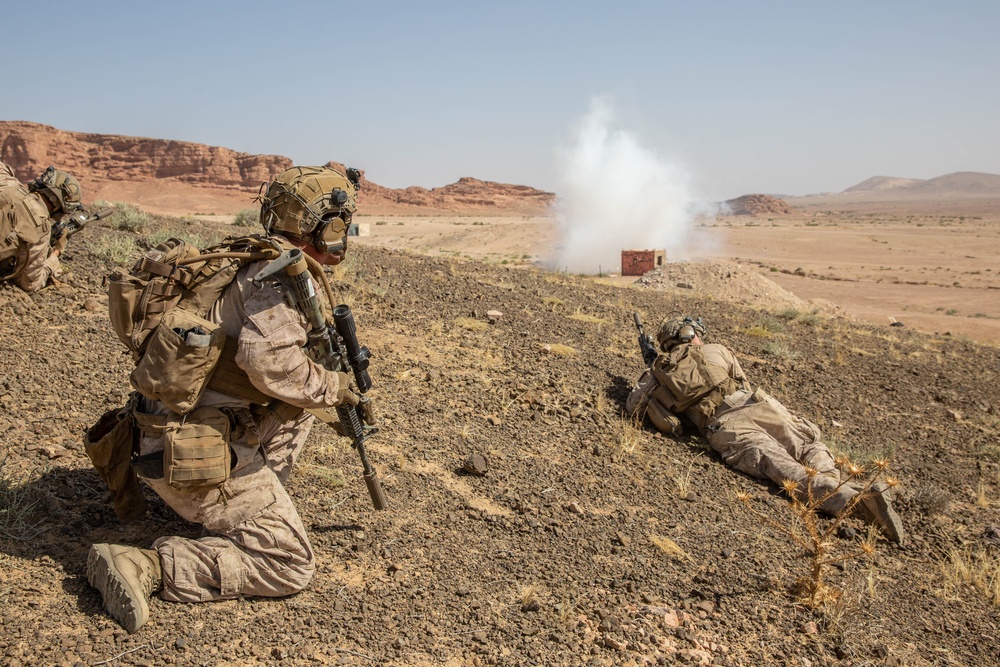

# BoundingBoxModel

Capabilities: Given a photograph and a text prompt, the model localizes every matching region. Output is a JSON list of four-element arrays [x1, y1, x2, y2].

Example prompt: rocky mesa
[[0, 121, 555, 215]]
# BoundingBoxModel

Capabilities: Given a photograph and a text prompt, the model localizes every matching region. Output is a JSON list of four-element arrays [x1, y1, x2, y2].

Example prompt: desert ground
[[345, 209, 1000, 347], [1, 206, 998, 667]]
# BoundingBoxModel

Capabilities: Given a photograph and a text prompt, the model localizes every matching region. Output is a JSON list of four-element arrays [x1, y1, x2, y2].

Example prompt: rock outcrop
[[722, 193, 793, 216], [0, 121, 555, 215], [0, 120, 290, 190]]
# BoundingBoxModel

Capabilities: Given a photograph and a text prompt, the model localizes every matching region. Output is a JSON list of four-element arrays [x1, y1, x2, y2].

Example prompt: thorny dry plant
[[736, 457, 898, 608]]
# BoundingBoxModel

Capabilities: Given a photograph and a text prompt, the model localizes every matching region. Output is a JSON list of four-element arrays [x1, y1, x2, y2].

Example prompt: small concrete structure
[[348, 223, 371, 237], [621, 249, 666, 276]]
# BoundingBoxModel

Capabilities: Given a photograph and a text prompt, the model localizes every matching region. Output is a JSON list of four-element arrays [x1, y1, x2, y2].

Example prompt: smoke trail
[[548, 98, 714, 274]]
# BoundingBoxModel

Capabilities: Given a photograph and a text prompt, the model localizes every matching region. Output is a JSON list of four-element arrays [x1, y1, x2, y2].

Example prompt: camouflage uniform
[[86, 165, 365, 631], [134, 260, 351, 602], [0, 161, 61, 293], [628, 341, 854, 515]]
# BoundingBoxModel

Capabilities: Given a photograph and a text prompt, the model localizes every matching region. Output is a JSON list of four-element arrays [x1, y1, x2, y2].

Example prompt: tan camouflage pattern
[[0, 162, 60, 293], [629, 341, 855, 515], [14, 232, 61, 293], [138, 262, 350, 602]]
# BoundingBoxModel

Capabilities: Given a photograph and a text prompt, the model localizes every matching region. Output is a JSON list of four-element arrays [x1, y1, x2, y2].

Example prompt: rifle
[[254, 248, 387, 510], [633, 312, 659, 366], [51, 208, 113, 245]]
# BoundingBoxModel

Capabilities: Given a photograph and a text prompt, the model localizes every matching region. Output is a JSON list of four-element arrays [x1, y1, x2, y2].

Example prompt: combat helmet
[[656, 315, 706, 351], [258, 166, 360, 256], [29, 166, 83, 215]]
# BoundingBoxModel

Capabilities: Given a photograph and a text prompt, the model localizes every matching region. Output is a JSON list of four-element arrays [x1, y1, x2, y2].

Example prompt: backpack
[[0, 186, 48, 279], [650, 343, 739, 424], [106, 235, 279, 359]]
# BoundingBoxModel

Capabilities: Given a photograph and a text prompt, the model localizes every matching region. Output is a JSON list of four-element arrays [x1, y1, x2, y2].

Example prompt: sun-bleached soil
[[1, 213, 999, 666], [352, 208, 1000, 347]]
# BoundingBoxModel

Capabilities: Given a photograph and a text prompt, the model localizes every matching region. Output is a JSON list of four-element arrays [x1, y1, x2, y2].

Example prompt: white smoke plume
[[548, 98, 715, 274]]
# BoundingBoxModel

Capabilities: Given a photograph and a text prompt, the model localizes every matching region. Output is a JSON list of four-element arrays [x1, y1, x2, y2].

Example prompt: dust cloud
[[547, 98, 716, 274]]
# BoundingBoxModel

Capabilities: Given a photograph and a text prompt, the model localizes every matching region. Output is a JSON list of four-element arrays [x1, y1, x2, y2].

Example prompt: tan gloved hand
[[334, 371, 361, 406], [53, 232, 69, 255]]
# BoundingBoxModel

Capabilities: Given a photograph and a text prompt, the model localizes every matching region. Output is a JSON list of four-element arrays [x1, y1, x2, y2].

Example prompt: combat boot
[[86, 543, 162, 633], [855, 483, 905, 545]]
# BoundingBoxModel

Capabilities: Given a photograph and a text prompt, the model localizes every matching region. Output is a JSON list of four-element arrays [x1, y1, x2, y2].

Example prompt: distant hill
[[843, 176, 923, 193], [0, 120, 555, 216], [841, 171, 1000, 196], [785, 171, 1000, 215]]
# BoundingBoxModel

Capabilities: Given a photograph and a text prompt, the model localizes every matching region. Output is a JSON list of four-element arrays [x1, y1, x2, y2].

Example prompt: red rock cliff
[[0, 121, 555, 215]]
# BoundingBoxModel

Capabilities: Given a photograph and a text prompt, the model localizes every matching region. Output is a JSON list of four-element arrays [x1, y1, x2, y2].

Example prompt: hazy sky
[[5, 1, 998, 200]]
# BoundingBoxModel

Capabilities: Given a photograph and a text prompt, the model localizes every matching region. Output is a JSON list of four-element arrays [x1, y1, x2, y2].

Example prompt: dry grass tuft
[[542, 343, 578, 357], [672, 458, 695, 498], [617, 415, 644, 454], [650, 534, 688, 559], [567, 308, 607, 325], [542, 296, 565, 311], [455, 317, 488, 331], [939, 546, 1000, 606]]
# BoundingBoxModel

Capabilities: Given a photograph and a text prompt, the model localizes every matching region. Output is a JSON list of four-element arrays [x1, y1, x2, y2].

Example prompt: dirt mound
[[723, 194, 794, 216], [1, 215, 998, 666], [634, 260, 841, 315], [0, 121, 555, 216]]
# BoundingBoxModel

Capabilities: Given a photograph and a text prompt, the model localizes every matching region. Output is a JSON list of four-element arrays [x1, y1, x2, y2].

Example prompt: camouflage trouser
[[706, 389, 855, 515], [14, 237, 60, 293], [139, 408, 316, 602]]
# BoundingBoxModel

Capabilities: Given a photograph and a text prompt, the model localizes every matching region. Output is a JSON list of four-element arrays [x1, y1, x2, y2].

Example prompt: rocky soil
[[1, 214, 999, 667]]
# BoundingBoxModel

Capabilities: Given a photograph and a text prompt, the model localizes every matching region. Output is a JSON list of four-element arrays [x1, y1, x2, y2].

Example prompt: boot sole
[[862, 493, 905, 545], [86, 544, 148, 633]]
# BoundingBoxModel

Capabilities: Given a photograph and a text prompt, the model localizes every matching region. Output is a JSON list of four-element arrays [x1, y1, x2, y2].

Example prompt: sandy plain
[[350, 210, 1000, 347]]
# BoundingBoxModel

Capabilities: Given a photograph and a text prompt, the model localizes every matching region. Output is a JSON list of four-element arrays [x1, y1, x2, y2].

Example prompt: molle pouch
[[646, 397, 683, 437], [164, 407, 232, 489], [130, 308, 226, 414], [84, 402, 148, 523]]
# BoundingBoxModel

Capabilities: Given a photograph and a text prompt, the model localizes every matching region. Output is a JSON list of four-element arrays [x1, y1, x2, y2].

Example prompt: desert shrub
[[109, 202, 151, 232], [232, 208, 260, 228], [144, 229, 224, 249], [91, 236, 137, 265], [797, 310, 820, 326], [762, 340, 800, 361], [0, 453, 42, 541], [758, 314, 786, 334]]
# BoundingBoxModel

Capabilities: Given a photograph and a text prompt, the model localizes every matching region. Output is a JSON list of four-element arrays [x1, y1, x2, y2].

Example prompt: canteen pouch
[[84, 402, 148, 523], [130, 309, 225, 414], [163, 407, 232, 489]]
